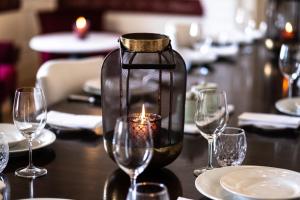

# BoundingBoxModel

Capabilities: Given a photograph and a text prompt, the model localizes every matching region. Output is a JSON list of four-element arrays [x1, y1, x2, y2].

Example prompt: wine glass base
[[193, 167, 213, 177], [15, 166, 47, 178]]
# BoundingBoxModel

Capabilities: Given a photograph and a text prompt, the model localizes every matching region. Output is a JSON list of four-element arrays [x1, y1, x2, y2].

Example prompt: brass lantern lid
[[120, 33, 170, 52]]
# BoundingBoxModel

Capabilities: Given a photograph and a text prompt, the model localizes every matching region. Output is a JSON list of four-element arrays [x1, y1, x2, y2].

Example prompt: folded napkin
[[177, 197, 193, 200], [47, 111, 102, 129], [184, 123, 199, 134], [238, 112, 300, 129]]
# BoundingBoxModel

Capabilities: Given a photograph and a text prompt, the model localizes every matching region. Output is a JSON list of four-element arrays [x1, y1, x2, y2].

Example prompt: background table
[[29, 32, 119, 54], [5, 43, 300, 200]]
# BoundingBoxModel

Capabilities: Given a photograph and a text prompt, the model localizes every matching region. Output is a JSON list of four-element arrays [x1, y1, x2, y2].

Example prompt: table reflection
[[5, 148, 56, 173], [241, 128, 300, 168], [103, 168, 182, 200], [29, 179, 34, 198], [180, 135, 206, 163]]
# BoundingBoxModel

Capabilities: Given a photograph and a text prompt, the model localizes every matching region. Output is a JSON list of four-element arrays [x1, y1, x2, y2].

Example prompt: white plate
[[220, 166, 300, 200], [179, 48, 218, 64], [20, 198, 72, 200], [10, 129, 56, 154], [0, 123, 26, 147], [83, 78, 158, 96], [195, 166, 254, 200], [275, 97, 300, 116], [210, 44, 239, 57]]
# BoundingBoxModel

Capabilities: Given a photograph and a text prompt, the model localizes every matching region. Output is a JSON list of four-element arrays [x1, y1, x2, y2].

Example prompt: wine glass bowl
[[193, 89, 228, 176], [13, 87, 47, 178], [279, 44, 300, 98], [113, 116, 153, 189], [195, 89, 228, 139]]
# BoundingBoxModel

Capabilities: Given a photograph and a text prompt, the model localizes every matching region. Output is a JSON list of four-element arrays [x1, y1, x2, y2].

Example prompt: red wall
[[0, 0, 20, 12], [58, 0, 203, 16]]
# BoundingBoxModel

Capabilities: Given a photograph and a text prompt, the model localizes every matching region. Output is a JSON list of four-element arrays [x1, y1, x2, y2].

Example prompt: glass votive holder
[[214, 127, 247, 167], [126, 182, 170, 200]]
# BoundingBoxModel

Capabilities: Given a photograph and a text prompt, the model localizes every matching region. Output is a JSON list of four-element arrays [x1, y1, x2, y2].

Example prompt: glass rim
[[131, 182, 168, 196], [15, 87, 42, 93], [116, 115, 154, 124], [221, 127, 245, 136], [194, 88, 226, 96], [281, 43, 300, 48], [196, 88, 223, 92]]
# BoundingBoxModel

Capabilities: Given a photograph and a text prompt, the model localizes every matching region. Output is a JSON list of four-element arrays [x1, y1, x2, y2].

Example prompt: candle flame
[[76, 16, 87, 29], [285, 22, 293, 33], [141, 104, 146, 124]]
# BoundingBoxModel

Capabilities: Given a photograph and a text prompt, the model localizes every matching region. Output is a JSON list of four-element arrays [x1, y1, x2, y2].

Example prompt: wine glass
[[13, 87, 47, 178], [215, 127, 247, 167], [279, 44, 300, 98], [113, 116, 153, 189], [194, 89, 228, 176], [127, 182, 170, 200]]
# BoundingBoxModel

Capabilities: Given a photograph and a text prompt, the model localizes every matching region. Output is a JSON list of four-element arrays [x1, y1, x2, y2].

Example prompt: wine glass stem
[[28, 138, 33, 168], [130, 176, 137, 189], [207, 139, 213, 169], [288, 78, 293, 98]]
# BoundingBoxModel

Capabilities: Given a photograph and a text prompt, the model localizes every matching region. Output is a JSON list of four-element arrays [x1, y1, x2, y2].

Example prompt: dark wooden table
[[5, 43, 300, 200]]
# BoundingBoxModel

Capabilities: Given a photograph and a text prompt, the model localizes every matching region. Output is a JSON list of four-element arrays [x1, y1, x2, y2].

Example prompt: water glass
[[215, 127, 247, 167], [127, 182, 170, 200], [0, 133, 8, 173]]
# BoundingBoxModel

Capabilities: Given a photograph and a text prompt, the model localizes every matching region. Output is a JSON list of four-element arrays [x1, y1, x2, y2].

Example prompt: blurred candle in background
[[189, 22, 202, 47], [73, 16, 90, 39], [189, 23, 199, 38], [280, 22, 295, 41], [282, 77, 289, 97]]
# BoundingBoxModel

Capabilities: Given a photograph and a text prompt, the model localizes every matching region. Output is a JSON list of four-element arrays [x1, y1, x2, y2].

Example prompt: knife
[[68, 94, 96, 104]]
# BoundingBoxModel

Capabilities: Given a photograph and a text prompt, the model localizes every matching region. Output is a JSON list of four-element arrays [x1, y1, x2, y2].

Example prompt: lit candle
[[73, 16, 90, 39], [129, 104, 161, 141], [280, 22, 295, 41]]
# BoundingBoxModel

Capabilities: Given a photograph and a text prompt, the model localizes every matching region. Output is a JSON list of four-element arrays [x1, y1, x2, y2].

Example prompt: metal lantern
[[101, 33, 186, 168]]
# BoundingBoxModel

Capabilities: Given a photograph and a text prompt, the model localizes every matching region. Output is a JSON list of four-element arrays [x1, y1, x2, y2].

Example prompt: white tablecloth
[[29, 32, 119, 54]]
